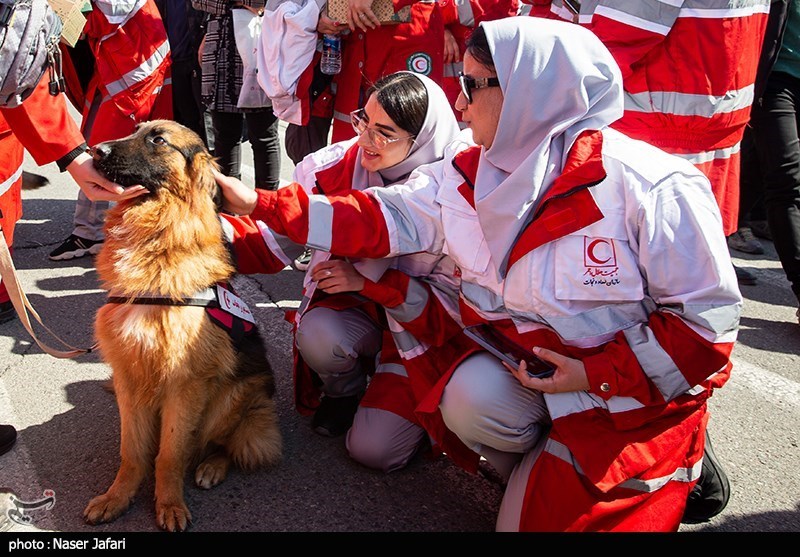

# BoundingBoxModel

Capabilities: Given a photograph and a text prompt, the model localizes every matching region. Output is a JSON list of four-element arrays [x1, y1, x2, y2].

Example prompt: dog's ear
[[206, 157, 224, 212], [189, 149, 223, 209]]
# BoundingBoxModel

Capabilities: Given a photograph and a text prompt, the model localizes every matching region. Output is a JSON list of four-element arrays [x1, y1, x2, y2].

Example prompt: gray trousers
[[71, 90, 107, 242], [439, 351, 550, 482], [72, 190, 108, 241], [294, 306, 382, 398], [294, 306, 428, 473]]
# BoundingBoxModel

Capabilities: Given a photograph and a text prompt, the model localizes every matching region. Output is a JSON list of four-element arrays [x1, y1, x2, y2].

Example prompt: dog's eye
[[151, 136, 168, 146]]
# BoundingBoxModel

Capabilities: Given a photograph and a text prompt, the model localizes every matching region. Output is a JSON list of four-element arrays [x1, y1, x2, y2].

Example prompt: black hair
[[465, 25, 495, 71], [366, 73, 428, 137]]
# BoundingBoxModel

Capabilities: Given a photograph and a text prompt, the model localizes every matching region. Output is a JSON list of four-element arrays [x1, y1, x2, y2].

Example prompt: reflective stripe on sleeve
[[306, 195, 334, 252]]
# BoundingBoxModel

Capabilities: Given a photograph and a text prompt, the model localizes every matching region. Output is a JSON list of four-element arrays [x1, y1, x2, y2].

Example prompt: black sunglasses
[[458, 72, 501, 104]]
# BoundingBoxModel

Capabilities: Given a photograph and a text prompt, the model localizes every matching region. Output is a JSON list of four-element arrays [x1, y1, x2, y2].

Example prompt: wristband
[[56, 143, 90, 172]]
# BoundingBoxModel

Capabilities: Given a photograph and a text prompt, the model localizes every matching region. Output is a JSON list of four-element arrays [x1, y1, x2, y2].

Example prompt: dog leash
[[0, 229, 97, 359]]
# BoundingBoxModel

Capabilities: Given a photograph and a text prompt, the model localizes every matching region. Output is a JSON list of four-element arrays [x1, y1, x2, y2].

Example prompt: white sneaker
[[294, 248, 312, 271]]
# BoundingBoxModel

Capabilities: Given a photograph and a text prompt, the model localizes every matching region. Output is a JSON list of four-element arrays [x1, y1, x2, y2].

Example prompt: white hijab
[[473, 17, 624, 278], [351, 72, 460, 188]]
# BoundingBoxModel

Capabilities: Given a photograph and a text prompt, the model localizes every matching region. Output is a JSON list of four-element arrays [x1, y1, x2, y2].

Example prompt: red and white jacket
[[65, 0, 173, 144], [525, 0, 770, 235], [247, 127, 742, 531], [331, 1, 446, 142], [517, 0, 577, 20]]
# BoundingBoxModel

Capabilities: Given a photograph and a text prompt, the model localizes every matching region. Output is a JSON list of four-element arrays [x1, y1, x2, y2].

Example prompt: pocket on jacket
[[554, 228, 644, 303]]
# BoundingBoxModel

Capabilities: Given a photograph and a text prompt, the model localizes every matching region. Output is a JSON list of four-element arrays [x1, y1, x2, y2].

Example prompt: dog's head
[[92, 119, 221, 207]]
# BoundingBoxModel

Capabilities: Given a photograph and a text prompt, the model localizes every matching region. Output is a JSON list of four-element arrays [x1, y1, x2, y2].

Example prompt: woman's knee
[[295, 309, 357, 373], [440, 352, 546, 453], [346, 407, 425, 473], [440, 354, 506, 433]]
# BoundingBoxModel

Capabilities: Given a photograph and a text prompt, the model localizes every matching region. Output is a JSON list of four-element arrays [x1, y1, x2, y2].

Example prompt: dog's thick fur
[[83, 120, 282, 532]]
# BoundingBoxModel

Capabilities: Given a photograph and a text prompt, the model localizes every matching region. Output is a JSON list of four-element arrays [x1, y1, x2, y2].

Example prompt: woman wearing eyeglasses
[[217, 18, 741, 531], [220, 71, 464, 472]]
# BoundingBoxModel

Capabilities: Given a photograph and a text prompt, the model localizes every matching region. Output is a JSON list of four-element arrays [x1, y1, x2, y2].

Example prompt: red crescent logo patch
[[584, 237, 616, 267]]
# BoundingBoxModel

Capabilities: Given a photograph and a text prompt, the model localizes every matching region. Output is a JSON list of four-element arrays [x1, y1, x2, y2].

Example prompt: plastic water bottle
[[320, 34, 342, 75]]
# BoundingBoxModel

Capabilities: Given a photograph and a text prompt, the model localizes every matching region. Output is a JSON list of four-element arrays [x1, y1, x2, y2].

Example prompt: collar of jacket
[[452, 129, 607, 271], [312, 142, 361, 195]]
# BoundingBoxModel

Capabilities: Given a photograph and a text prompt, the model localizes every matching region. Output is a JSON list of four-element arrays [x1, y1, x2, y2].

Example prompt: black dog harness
[[106, 283, 256, 345]]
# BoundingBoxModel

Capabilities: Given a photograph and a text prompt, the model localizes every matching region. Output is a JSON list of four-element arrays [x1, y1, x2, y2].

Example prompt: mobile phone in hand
[[463, 324, 555, 379]]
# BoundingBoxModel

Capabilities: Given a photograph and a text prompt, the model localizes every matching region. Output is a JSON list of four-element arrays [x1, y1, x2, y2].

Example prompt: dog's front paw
[[84, 493, 132, 525], [156, 502, 192, 532]]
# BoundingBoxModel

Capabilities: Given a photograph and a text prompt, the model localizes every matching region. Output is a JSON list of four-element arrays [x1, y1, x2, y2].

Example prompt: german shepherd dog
[[83, 120, 282, 532]]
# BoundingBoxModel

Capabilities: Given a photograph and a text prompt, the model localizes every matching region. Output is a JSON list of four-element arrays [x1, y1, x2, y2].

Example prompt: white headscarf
[[473, 17, 624, 278], [351, 71, 460, 188]]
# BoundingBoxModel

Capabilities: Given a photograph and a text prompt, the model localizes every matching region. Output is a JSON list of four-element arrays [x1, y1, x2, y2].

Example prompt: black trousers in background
[[749, 71, 800, 304], [737, 126, 767, 228], [172, 58, 210, 149], [211, 108, 281, 190]]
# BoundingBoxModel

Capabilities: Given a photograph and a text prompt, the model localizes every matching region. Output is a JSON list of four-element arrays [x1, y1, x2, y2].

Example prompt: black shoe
[[48, 234, 104, 261], [727, 227, 764, 255], [734, 265, 757, 286], [311, 395, 360, 438], [0, 301, 16, 324], [0, 424, 17, 456], [749, 219, 773, 241], [682, 431, 731, 524]]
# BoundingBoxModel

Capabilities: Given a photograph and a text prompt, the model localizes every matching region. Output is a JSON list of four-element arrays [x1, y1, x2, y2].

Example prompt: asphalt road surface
[[0, 122, 798, 539]]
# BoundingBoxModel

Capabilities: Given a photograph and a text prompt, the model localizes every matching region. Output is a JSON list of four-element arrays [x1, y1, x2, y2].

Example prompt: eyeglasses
[[458, 72, 501, 104], [350, 109, 414, 150]]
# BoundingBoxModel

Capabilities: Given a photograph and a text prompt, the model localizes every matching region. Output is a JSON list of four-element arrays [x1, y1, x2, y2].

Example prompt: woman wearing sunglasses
[[217, 18, 741, 531], [220, 71, 463, 472]]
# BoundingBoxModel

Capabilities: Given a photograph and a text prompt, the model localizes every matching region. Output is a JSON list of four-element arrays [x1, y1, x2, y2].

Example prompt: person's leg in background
[[748, 197, 772, 241], [728, 126, 766, 260], [751, 71, 800, 323], [742, 127, 771, 242], [244, 109, 281, 191], [211, 109, 245, 182], [202, 110, 216, 155], [48, 192, 107, 261], [49, 91, 106, 262], [171, 57, 207, 147], [189, 58, 214, 152]]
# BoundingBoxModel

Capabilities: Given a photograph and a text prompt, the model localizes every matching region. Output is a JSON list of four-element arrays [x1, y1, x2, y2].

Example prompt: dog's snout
[[92, 144, 112, 160]]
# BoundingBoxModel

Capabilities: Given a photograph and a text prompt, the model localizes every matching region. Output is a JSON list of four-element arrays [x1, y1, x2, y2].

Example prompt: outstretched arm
[[2, 76, 146, 202], [216, 159, 450, 260]]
